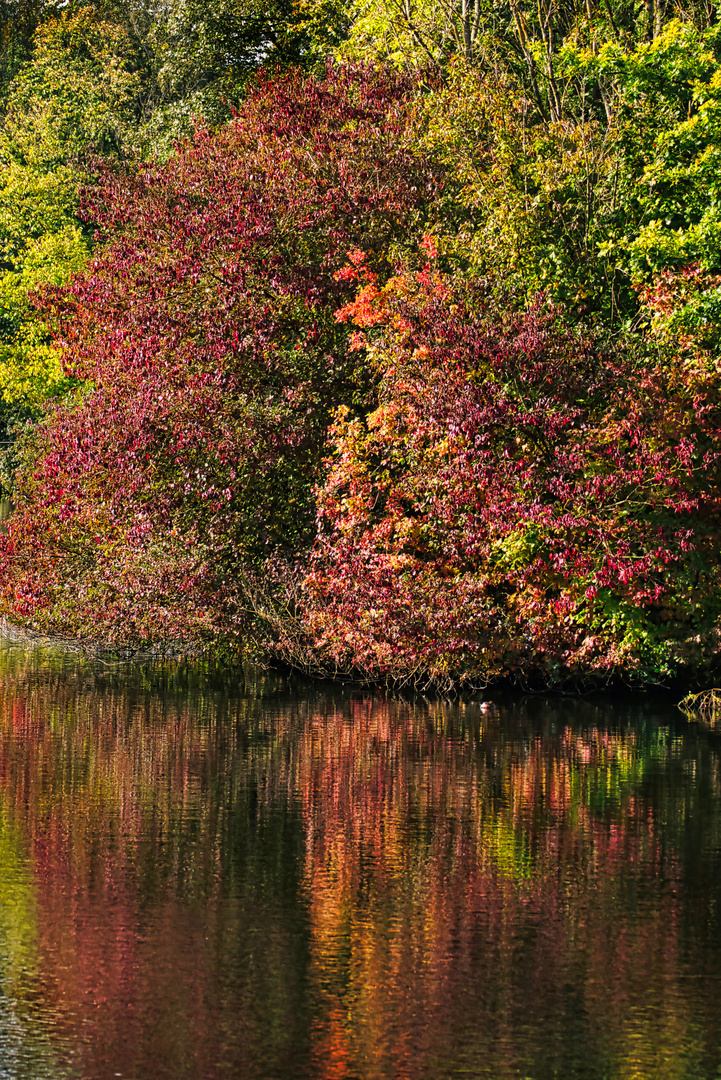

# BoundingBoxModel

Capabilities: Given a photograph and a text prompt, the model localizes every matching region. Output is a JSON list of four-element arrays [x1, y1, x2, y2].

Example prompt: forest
[[0, 0, 720, 691]]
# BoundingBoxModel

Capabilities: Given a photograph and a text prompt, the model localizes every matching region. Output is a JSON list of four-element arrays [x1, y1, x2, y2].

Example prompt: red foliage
[[305, 256, 721, 688], [0, 65, 440, 647]]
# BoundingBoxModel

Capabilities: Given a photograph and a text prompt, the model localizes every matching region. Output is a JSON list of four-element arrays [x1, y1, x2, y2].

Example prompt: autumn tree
[[303, 249, 721, 689], [0, 65, 441, 649]]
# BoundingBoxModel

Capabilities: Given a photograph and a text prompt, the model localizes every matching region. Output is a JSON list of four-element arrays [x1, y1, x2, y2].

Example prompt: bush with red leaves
[[304, 251, 721, 689], [0, 64, 440, 649]]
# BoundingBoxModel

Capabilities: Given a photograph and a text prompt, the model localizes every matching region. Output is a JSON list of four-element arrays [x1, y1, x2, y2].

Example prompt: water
[[0, 638, 718, 1079]]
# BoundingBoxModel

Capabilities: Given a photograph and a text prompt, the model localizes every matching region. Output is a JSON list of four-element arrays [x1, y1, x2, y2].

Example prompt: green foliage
[[151, 0, 350, 87], [339, 0, 721, 334], [0, 0, 49, 97], [396, 16, 721, 331], [100, 0, 352, 155], [623, 31, 721, 277], [0, 8, 141, 421], [3, 8, 141, 159], [418, 65, 625, 312]]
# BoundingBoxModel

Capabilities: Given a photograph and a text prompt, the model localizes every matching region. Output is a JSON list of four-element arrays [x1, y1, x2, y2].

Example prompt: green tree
[[0, 8, 141, 423], [97, 0, 352, 154], [0, 0, 49, 97], [384, 12, 721, 331]]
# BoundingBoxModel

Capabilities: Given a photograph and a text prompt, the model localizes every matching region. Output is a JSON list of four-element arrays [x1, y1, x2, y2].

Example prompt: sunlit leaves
[[0, 65, 440, 650], [306, 254, 721, 688], [0, 9, 141, 423]]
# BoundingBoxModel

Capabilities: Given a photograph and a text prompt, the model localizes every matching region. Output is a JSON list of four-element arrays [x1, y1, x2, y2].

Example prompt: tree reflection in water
[[0, 641, 717, 1079]]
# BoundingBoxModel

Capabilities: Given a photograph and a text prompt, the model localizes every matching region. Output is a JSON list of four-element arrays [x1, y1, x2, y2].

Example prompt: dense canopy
[[1, 0, 721, 689]]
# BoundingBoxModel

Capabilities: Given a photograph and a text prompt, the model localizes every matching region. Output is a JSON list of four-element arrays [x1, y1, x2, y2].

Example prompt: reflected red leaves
[[0, 655, 703, 1079]]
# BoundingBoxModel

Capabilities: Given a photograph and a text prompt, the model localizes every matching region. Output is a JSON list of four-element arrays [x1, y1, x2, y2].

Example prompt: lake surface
[[0, 637, 718, 1079]]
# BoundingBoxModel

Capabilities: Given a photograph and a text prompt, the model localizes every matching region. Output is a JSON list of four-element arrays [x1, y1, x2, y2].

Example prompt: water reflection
[[0, 640, 717, 1078]]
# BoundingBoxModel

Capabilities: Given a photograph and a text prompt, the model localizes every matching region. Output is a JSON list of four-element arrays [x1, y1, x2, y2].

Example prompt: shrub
[[304, 249, 721, 689]]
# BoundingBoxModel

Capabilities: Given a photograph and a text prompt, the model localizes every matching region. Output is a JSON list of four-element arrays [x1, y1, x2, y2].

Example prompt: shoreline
[[0, 617, 708, 706]]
